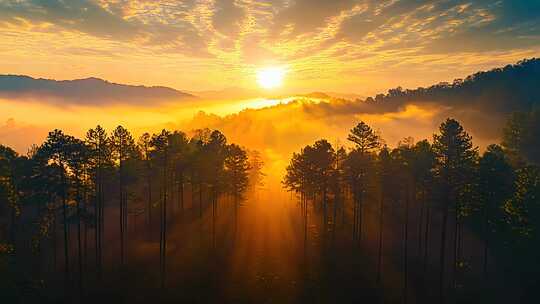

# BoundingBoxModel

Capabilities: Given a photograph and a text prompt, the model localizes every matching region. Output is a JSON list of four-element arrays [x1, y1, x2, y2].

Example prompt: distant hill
[[293, 58, 540, 142], [360, 58, 540, 114], [0, 75, 196, 105]]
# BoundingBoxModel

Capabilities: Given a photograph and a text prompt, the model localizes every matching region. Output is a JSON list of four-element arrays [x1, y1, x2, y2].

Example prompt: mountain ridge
[[0, 74, 196, 105]]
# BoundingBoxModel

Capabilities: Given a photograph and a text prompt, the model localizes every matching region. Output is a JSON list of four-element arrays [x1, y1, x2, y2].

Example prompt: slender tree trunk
[[178, 173, 184, 212], [147, 167, 152, 233], [160, 150, 168, 289], [76, 177, 83, 298], [452, 200, 460, 290], [303, 192, 308, 262], [61, 168, 70, 284], [212, 187, 216, 250], [234, 191, 238, 234], [190, 171, 195, 209], [83, 183, 88, 272], [322, 188, 327, 245], [9, 207, 16, 249], [94, 184, 99, 277], [358, 178, 364, 244], [99, 176, 105, 279], [119, 156, 124, 267], [418, 189, 425, 257], [352, 186, 357, 240], [439, 201, 449, 304], [53, 215, 57, 272], [341, 189, 346, 229], [403, 186, 410, 304], [423, 202, 431, 276], [199, 181, 203, 218], [124, 187, 128, 265], [94, 163, 100, 279], [483, 197, 490, 278], [99, 175, 105, 278], [332, 191, 338, 244], [377, 191, 384, 287]]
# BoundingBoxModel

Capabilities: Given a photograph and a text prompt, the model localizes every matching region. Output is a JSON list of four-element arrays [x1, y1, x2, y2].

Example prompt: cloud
[[0, 0, 539, 94], [0, 0, 213, 56], [212, 0, 246, 38], [0, 0, 138, 39], [270, 0, 356, 36]]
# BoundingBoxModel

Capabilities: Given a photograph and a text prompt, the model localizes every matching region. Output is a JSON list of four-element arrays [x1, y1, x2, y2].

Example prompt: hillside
[[0, 75, 196, 105], [361, 58, 540, 114]]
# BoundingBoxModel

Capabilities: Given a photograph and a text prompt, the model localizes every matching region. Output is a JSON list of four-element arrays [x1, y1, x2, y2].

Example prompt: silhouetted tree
[[39, 130, 77, 283], [225, 144, 250, 232], [345, 121, 380, 243], [376, 146, 391, 286], [247, 150, 265, 197], [66, 137, 89, 296], [150, 129, 170, 288], [85, 125, 111, 278], [168, 131, 190, 213], [137, 133, 153, 231], [477, 144, 514, 278], [502, 110, 540, 165], [110, 126, 137, 267], [0, 145, 20, 248], [433, 119, 477, 301]]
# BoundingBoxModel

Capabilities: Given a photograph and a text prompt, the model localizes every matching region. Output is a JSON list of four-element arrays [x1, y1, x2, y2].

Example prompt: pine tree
[[110, 126, 137, 267], [433, 118, 477, 302], [346, 121, 380, 243], [85, 125, 111, 278]]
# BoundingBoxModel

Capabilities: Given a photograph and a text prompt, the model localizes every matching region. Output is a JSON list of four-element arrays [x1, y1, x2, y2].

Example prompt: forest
[[2, 0, 540, 302], [0, 127, 263, 302], [1, 109, 540, 303], [361, 58, 539, 115], [283, 109, 540, 303]]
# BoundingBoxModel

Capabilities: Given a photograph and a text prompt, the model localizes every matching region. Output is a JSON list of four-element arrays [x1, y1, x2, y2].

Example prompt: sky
[[1, 0, 539, 95]]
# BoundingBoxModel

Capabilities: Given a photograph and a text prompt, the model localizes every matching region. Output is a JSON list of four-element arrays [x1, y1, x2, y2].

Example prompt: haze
[[1, 1, 540, 303]]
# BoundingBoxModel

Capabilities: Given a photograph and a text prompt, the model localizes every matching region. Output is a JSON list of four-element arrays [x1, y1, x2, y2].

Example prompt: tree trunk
[[53, 215, 57, 272], [439, 201, 449, 304], [83, 182, 88, 273], [358, 178, 364, 244], [377, 191, 384, 287], [322, 188, 327, 245], [418, 189, 425, 257], [352, 185, 357, 240], [332, 191, 338, 244], [147, 168, 152, 233], [212, 187, 216, 250], [403, 186, 410, 304], [76, 177, 83, 299], [452, 204, 457, 290], [423, 203, 431, 277], [124, 187, 128, 264], [178, 173, 184, 212], [61, 169, 70, 284], [199, 182, 203, 218], [234, 191, 238, 234], [160, 150, 168, 289], [119, 157, 124, 267], [99, 175, 105, 279], [483, 197, 490, 278]]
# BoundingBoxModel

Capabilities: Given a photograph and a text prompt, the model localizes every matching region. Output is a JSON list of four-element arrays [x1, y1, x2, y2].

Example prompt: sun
[[257, 67, 286, 89]]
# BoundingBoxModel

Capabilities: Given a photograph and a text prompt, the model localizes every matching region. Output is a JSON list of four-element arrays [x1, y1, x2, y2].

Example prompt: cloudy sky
[[1, 0, 539, 94]]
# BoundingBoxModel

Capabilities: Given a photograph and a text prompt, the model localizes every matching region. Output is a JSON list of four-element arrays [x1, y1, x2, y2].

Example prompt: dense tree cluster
[[283, 113, 540, 303], [363, 58, 540, 115], [0, 126, 259, 299]]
